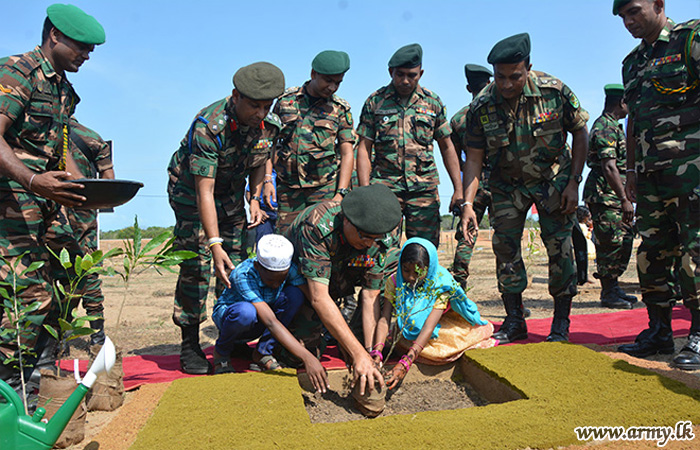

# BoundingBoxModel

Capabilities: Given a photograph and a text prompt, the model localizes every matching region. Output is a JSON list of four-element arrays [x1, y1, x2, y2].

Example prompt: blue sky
[[3, 1, 698, 230]]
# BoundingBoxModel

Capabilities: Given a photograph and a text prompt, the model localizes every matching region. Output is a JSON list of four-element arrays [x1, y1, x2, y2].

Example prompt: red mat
[[59, 306, 692, 391]]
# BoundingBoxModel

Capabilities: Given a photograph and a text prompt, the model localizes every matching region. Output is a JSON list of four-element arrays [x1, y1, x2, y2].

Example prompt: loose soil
[[58, 232, 699, 449]]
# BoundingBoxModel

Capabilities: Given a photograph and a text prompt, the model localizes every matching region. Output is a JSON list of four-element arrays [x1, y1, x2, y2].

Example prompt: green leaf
[[58, 317, 72, 333], [21, 261, 45, 276], [141, 231, 172, 255], [0, 287, 9, 299], [44, 325, 59, 341], [165, 250, 198, 260], [59, 248, 71, 269], [81, 254, 94, 271], [74, 255, 83, 277], [103, 247, 124, 260], [133, 216, 142, 256], [66, 327, 94, 339]]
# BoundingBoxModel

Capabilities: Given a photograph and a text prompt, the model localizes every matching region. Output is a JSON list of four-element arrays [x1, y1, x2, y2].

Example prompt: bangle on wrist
[[250, 196, 261, 202], [398, 355, 412, 372], [369, 349, 384, 362], [626, 169, 636, 173], [372, 342, 385, 351], [264, 174, 273, 178], [28, 173, 37, 192], [461, 201, 473, 207], [208, 237, 224, 248]]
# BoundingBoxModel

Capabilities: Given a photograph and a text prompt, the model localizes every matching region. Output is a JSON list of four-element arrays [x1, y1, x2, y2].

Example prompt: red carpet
[[59, 306, 692, 391]]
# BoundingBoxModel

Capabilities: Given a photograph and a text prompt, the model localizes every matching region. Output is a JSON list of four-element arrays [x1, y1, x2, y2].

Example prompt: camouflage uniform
[[273, 83, 356, 233], [623, 19, 700, 309], [357, 84, 451, 247], [0, 47, 84, 359], [583, 112, 634, 279], [450, 104, 493, 285], [64, 119, 114, 317], [167, 98, 281, 327], [464, 71, 589, 297], [283, 200, 395, 352]]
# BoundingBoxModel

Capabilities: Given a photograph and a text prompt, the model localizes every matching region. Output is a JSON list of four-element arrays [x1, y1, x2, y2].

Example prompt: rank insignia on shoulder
[[415, 107, 437, 117], [0, 84, 11, 94], [253, 139, 273, 150], [348, 255, 375, 268]]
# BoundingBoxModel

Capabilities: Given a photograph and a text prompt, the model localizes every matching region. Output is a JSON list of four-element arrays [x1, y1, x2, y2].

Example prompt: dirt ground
[[60, 232, 699, 450]]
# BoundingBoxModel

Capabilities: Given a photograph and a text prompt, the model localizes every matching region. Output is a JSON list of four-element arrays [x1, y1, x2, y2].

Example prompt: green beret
[[341, 184, 402, 235], [388, 43, 422, 69], [312, 50, 350, 75], [487, 33, 531, 65], [233, 62, 285, 101], [464, 64, 493, 85], [612, 0, 632, 15], [46, 4, 105, 45], [604, 83, 625, 97]]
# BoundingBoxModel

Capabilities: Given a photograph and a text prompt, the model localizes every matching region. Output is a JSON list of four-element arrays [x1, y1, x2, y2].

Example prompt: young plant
[[0, 252, 44, 414]]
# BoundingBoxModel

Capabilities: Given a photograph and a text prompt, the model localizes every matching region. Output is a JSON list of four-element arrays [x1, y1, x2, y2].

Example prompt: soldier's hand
[[460, 204, 479, 246], [621, 198, 635, 224], [263, 182, 277, 210], [212, 246, 235, 289], [30, 171, 86, 207], [449, 192, 463, 214], [560, 182, 578, 215], [248, 201, 264, 228], [351, 351, 384, 396], [625, 173, 637, 203]]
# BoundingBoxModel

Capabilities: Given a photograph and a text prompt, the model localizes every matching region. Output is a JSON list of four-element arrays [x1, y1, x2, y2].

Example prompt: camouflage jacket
[[451, 103, 491, 191], [69, 118, 112, 179], [167, 97, 281, 217], [0, 47, 79, 191], [284, 201, 393, 291], [583, 112, 626, 206], [465, 70, 589, 197], [273, 83, 355, 189], [357, 84, 451, 191], [623, 19, 700, 173]]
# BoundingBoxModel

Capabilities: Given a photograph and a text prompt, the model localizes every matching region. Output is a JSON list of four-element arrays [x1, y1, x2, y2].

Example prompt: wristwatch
[[338, 188, 350, 197], [572, 174, 583, 184]]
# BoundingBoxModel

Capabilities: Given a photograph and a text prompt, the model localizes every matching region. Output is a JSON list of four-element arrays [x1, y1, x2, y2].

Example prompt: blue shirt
[[212, 258, 304, 329]]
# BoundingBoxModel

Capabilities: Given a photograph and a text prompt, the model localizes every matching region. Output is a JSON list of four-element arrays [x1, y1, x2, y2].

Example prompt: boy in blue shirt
[[212, 234, 328, 392]]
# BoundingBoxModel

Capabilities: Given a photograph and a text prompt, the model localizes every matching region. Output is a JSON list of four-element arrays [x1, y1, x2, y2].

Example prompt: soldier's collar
[[35, 46, 59, 81]]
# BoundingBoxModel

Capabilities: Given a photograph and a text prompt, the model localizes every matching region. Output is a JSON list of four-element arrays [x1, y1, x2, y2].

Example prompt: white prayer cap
[[257, 234, 294, 271]]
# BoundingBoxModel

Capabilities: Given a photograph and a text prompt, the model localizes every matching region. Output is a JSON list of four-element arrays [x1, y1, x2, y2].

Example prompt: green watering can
[[0, 336, 116, 450]]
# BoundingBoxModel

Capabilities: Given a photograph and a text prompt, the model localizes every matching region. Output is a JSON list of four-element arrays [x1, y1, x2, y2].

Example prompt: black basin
[[66, 179, 144, 209]]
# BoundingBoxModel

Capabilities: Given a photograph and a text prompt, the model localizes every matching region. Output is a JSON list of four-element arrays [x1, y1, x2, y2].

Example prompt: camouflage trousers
[[490, 186, 577, 298], [587, 202, 634, 279], [386, 186, 441, 248], [635, 170, 700, 309], [0, 190, 85, 362], [275, 182, 336, 234], [453, 187, 492, 286], [65, 207, 104, 317], [171, 206, 248, 327]]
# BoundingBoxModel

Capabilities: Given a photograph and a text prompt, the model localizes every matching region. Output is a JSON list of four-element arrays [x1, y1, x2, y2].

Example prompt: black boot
[[180, 324, 212, 374], [492, 293, 528, 344], [600, 276, 632, 309], [89, 318, 106, 346], [546, 295, 572, 342], [611, 279, 638, 304], [618, 304, 674, 357], [672, 308, 700, 371]]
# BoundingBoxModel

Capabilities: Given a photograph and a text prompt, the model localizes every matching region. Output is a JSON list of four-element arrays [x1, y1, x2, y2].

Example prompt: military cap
[[612, 0, 632, 15], [464, 64, 493, 85], [341, 184, 402, 235], [233, 62, 285, 100], [312, 50, 350, 75], [388, 43, 423, 68], [487, 33, 531, 65], [604, 83, 625, 98], [46, 4, 105, 45]]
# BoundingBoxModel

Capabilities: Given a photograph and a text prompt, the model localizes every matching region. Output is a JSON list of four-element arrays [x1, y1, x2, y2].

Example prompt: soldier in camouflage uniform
[[65, 117, 114, 344], [451, 64, 493, 288], [613, 0, 700, 371], [0, 4, 105, 394], [283, 184, 402, 395], [272, 50, 356, 233], [583, 84, 637, 310], [461, 33, 590, 343], [356, 43, 463, 248], [167, 62, 284, 374]]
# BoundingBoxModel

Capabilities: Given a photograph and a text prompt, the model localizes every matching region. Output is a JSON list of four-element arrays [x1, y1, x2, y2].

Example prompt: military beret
[[46, 4, 105, 45], [233, 62, 285, 101], [341, 184, 402, 235], [388, 43, 423, 69], [487, 33, 531, 65], [604, 83, 625, 97], [612, 0, 632, 15], [312, 50, 350, 75], [464, 64, 493, 85]]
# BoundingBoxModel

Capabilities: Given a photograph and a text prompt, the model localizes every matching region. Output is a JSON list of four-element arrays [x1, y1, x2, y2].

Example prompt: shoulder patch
[[673, 18, 700, 32], [264, 112, 282, 129], [282, 86, 302, 96], [207, 117, 227, 135], [533, 71, 564, 91]]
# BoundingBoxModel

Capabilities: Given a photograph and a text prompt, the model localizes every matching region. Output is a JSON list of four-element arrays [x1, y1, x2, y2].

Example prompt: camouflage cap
[[341, 184, 402, 235], [612, 0, 632, 15], [46, 4, 105, 45], [604, 83, 625, 98], [464, 64, 493, 85], [487, 33, 531, 65], [233, 62, 285, 100], [312, 50, 350, 75], [388, 43, 423, 68]]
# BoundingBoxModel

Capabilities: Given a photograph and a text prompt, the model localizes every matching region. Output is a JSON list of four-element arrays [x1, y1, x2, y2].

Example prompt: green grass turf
[[130, 343, 700, 449]]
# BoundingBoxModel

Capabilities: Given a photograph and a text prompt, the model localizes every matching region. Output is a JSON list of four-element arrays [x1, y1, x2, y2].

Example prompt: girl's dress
[[385, 237, 496, 364]]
